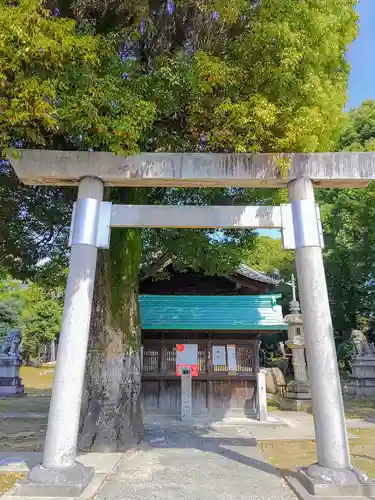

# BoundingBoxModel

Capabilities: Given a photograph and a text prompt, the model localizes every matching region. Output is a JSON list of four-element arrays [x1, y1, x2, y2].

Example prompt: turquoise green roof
[[139, 295, 287, 331]]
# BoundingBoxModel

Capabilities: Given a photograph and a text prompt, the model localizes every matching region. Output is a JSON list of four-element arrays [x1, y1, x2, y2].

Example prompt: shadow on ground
[[143, 426, 281, 478]]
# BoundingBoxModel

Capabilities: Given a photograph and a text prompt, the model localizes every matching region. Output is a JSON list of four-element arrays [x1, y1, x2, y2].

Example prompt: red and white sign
[[176, 344, 199, 377]]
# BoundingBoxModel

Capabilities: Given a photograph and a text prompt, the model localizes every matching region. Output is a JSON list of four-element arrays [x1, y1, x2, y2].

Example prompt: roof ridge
[[140, 254, 280, 285]]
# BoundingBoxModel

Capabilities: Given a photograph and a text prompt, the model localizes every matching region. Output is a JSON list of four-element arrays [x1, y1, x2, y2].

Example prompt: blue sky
[[259, 0, 372, 240], [347, 0, 375, 109]]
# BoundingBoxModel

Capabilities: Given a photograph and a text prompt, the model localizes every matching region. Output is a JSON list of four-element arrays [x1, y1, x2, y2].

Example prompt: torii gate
[[8, 150, 375, 498]]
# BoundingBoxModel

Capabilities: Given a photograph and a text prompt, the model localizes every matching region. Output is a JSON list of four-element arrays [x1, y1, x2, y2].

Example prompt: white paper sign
[[227, 345, 237, 372], [176, 344, 198, 366], [212, 345, 226, 366]]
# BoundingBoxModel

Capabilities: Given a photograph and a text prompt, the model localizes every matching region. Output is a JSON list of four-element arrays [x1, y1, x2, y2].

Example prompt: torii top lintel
[[7, 149, 375, 188]]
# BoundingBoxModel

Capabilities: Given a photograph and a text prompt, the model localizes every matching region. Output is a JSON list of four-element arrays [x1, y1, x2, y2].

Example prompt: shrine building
[[139, 257, 287, 420]]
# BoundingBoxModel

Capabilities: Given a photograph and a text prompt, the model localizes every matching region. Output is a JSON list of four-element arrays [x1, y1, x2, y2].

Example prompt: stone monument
[[345, 330, 375, 397], [0, 328, 24, 396], [180, 367, 193, 422], [280, 297, 311, 411]]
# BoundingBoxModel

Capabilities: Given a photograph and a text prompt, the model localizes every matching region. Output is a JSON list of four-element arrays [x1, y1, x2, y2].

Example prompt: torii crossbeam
[[9, 149, 375, 187]]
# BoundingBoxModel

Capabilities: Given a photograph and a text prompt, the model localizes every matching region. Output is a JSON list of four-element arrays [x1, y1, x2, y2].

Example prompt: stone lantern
[[280, 298, 311, 411]]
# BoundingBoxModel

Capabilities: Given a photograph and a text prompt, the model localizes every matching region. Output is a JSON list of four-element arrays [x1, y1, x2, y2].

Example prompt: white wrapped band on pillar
[[291, 199, 321, 248], [281, 202, 324, 250], [70, 198, 101, 247], [69, 199, 112, 249]]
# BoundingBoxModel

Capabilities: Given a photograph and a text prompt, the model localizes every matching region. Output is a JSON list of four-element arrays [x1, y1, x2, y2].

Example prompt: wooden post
[[257, 371, 268, 422], [207, 338, 213, 414]]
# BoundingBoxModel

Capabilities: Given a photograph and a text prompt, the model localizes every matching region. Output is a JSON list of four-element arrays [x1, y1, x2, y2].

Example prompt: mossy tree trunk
[[79, 189, 146, 452]]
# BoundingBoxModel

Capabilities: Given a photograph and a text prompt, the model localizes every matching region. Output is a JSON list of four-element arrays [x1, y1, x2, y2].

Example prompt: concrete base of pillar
[[279, 397, 312, 412], [12, 461, 94, 497], [286, 462, 375, 498]]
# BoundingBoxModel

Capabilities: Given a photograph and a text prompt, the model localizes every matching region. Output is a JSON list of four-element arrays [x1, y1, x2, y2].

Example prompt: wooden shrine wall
[[141, 332, 261, 417]]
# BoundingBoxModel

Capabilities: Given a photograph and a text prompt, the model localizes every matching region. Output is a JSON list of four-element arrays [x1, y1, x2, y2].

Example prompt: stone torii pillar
[[287, 177, 372, 497], [22, 177, 104, 496], [8, 150, 375, 498]]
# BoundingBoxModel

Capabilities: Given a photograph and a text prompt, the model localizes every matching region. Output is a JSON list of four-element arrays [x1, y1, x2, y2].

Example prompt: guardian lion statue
[[0, 328, 21, 356], [351, 329, 372, 356]]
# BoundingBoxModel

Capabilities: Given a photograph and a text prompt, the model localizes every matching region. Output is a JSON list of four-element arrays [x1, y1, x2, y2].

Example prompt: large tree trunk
[[78, 189, 144, 452]]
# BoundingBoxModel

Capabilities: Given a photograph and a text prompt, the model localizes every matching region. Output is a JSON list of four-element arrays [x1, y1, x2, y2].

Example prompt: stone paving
[[2, 411, 375, 500], [95, 426, 297, 500], [1, 423, 297, 500]]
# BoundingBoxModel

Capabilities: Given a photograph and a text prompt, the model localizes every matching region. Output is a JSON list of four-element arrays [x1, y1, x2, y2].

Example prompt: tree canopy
[[245, 235, 294, 278], [0, 0, 358, 282], [0, 278, 62, 358], [245, 234, 296, 310], [21, 284, 63, 360], [0, 279, 24, 340], [317, 100, 375, 340]]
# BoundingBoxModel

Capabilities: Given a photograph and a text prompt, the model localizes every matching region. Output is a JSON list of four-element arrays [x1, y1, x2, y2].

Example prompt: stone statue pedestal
[[0, 355, 24, 396], [345, 355, 375, 397]]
